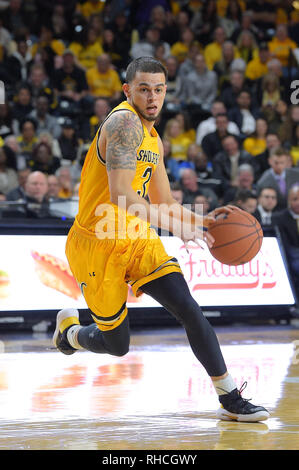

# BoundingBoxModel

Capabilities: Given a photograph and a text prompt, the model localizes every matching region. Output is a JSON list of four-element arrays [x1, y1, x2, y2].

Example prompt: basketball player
[[53, 57, 269, 422]]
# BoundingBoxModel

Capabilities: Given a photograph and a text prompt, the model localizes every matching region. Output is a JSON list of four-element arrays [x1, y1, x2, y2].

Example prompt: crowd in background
[[1, 0, 299, 293]]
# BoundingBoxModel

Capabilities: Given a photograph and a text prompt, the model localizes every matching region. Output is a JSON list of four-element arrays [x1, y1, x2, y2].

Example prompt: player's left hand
[[204, 205, 241, 228]]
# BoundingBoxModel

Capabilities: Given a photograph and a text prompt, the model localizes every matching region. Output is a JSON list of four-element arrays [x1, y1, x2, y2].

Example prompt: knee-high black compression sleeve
[[77, 314, 130, 356], [141, 272, 227, 377]]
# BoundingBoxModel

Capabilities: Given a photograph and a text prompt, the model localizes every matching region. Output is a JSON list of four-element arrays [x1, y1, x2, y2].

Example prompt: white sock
[[212, 374, 237, 396], [67, 325, 83, 350]]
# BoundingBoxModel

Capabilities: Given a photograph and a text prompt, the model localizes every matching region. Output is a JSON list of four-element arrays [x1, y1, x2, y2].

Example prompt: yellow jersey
[[74, 101, 160, 239]]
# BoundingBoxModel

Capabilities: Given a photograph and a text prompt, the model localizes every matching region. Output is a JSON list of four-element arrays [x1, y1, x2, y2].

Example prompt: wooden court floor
[[0, 322, 299, 450]]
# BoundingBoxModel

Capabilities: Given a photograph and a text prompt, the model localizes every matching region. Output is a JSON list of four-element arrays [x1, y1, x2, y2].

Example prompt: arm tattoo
[[105, 111, 143, 171]]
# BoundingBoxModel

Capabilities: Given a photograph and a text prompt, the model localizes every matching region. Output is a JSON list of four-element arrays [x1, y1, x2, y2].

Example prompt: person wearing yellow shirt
[[171, 28, 201, 64], [243, 118, 268, 156], [268, 24, 297, 68], [79, 0, 105, 19], [245, 43, 270, 81], [204, 26, 227, 70], [31, 25, 65, 58], [86, 54, 123, 104], [69, 28, 103, 70], [163, 118, 195, 162]]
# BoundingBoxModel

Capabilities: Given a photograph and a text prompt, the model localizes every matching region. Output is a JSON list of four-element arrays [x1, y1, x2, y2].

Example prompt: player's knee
[[171, 295, 205, 328]]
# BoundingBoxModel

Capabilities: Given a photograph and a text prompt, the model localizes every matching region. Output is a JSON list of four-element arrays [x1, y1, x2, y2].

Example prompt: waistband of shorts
[[71, 218, 153, 241]]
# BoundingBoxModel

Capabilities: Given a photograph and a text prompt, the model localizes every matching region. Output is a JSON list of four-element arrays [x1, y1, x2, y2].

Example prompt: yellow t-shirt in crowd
[[79, 1, 105, 18], [69, 41, 103, 70], [86, 67, 122, 98], [243, 137, 267, 156], [246, 57, 269, 81], [169, 133, 195, 161], [268, 37, 297, 66]]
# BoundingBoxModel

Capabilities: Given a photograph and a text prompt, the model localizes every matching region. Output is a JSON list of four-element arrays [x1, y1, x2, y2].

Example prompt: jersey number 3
[[137, 167, 152, 198]]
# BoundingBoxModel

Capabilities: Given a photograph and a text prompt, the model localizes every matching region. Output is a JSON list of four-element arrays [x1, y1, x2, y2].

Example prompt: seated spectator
[[213, 41, 238, 89], [31, 24, 65, 59], [11, 83, 33, 135], [130, 26, 170, 61], [254, 132, 281, 179], [47, 174, 61, 200], [272, 185, 299, 294], [219, 69, 248, 110], [79, 0, 105, 19], [290, 124, 299, 166], [212, 134, 254, 191], [245, 42, 270, 82], [261, 73, 281, 111], [187, 145, 223, 198], [86, 53, 123, 105], [223, 163, 256, 204], [268, 24, 297, 76], [163, 118, 195, 163], [196, 100, 239, 145], [256, 148, 299, 210], [163, 56, 180, 111], [28, 64, 56, 109], [180, 168, 218, 209], [177, 42, 202, 81], [102, 28, 129, 70], [191, 0, 220, 47], [52, 49, 89, 104], [178, 53, 217, 124], [6, 167, 31, 201], [16, 117, 38, 160], [175, 111, 196, 142], [236, 30, 259, 64], [243, 118, 268, 156], [0, 145, 18, 195], [233, 188, 257, 214], [4, 35, 32, 84], [37, 131, 62, 160], [81, 97, 110, 142], [29, 95, 61, 139], [57, 118, 81, 162], [56, 166, 73, 199], [192, 193, 210, 216], [170, 181, 183, 204], [201, 113, 235, 161], [204, 26, 227, 71], [69, 27, 103, 70], [253, 186, 278, 226], [170, 27, 198, 64], [23, 170, 50, 218], [28, 142, 60, 175], [278, 105, 299, 149], [218, 0, 242, 39], [228, 89, 261, 137], [109, 12, 133, 59], [266, 99, 288, 135]]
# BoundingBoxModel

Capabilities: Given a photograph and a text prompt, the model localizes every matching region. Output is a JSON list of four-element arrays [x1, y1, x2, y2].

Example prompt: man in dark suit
[[256, 148, 299, 210], [228, 90, 261, 138], [253, 186, 278, 226], [201, 113, 233, 161]]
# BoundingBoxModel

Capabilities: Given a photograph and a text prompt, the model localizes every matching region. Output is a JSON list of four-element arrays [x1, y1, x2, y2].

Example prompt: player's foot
[[53, 308, 80, 355], [216, 382, 270, 422]]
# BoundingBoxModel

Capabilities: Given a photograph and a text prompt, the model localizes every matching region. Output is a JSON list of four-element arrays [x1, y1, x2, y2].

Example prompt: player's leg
[[141, 272, 269, 422], [53, 307, 130, 356]]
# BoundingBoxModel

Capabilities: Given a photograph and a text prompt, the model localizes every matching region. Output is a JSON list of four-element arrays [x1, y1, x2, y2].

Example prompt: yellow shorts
[[66, 225, 182, 331]]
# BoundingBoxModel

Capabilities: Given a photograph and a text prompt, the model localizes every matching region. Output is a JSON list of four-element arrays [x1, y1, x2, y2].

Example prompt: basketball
[[207, 209, 263, 266]]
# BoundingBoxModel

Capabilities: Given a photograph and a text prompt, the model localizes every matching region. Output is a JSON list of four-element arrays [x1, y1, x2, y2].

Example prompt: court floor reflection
[[0, 325, 298, 450]]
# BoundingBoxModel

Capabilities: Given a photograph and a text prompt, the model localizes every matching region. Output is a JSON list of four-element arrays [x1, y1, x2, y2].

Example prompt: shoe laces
[[218, 381, 252, 402]]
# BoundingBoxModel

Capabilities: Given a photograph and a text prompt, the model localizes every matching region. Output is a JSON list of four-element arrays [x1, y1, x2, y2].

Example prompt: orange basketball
[[207, 209, 263, 266]]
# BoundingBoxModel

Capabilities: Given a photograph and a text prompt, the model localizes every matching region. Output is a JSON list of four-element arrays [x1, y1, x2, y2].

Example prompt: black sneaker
[[216, 382, 270, 422], [53, 308, 80, 355]]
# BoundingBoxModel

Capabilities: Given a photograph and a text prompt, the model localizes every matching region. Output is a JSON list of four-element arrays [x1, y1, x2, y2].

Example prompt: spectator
[[0, 145, 18, 195], [170, 181, 183, 204], [52, 49, 89, 104], [236, 30, 259, 65], [176, 42, 202, 81], [191, 0, 220, 47], [213, 41, 238, 89], [261, 72, 281, 111], [102, 28, 129, 70], [178, 53, 217, 123], [223, 163, 256, 204], [253, 186, 278, 226], [86, 53, 123, 105], [180, 168, 218, 209], [250, 0, 276, 36], [69, 27, 103, 70], [218, 0, 242, 39], [278, 105, 299, 148], [201, 113, 234, 161], [268, 24, 297, 74], [5, 35, 32, 84], [170, 27, 198, 64], [220, 69, 248, 110], [228, 89, 261, 137], [6, 167, 31, 201], [28, 142, 60, 175], [163, 56, 180, 110], [57, 118, 80, 162], [192, 193, 210, 216], [290, 124, 299, 166], [11, 83, 33, 134], [109, 12, 132, 57], [56, 166, 73, 199], [233, 188, 257, 214], [79, 0, 105, 19], [27, 64, 55, 109], [231, 10, 261, 43], [245, 42, 270, 82], [0, 103, 13, 140], [47, 174, 61, 200], [256, 148, 299, 210], [188, 145, 223, 198], [254, 132, 281, 179], [243, 118, 268, 157], [81, 97, 110, 142], [130, 26, 170, 61], [163, 118, 194, 163], [196, 100, 239, 145], [148, 5, 178, 46], [213, 134, 254, 190], [204, 26, 227, 71], [31, 24, 65, 59], [16, 117, 38, 159], [23, 170, 50, 218], [29, 95, 61, 139]]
